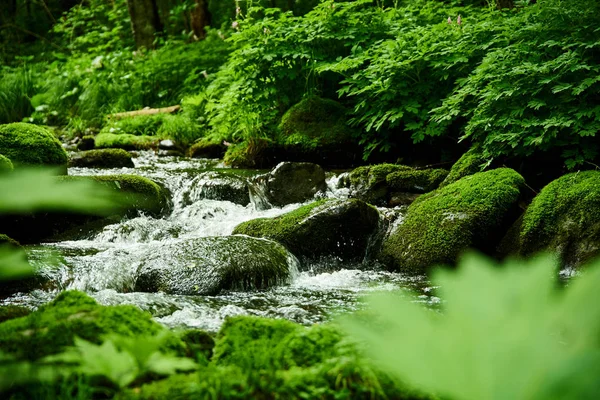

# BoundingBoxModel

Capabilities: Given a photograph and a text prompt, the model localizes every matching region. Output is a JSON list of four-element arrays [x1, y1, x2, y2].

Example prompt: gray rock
[[159, 139, 177, 150], [256, 162, 327, 207], [135, 236, 298, 295], [181, 171, 250, 206]]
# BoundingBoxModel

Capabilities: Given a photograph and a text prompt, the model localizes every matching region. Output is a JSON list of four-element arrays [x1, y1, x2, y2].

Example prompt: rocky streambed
[[1, 152, 437, 331]]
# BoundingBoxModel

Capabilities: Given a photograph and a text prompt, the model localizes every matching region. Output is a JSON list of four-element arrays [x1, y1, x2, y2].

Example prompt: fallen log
[[108, 105, 180, 120]]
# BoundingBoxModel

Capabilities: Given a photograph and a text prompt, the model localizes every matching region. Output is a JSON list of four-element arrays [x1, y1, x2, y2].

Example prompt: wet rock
[[69, 148, 134, 168], [0, 174, 171, 243], [158, 149, 184, 157], [182, 171, 250, 206], [379, 168, 524, 273], [135, 236, 298, 295], [188, 138, 227, 159], [159, 139, 177, 150], [348, 164, 448, 206], [0, 290, 181, 360], [519, 171, 600, 268], [77, 135, 96, 151], [256, 162, 327, 207], [233, 199, 380, 262], [0, 123, 67, 171]]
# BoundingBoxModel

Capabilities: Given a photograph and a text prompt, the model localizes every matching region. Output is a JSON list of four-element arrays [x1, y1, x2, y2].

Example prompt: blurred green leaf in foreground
[[345, 254, 600, 400]]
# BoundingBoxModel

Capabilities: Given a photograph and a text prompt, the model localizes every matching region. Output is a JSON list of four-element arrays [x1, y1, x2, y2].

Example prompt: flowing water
[[2, 152, 438, 332]]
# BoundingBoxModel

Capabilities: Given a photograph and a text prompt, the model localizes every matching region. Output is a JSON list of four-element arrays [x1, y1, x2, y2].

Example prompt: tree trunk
[[126, 0, 162, 49], [190, 0, 211, 40], [496, 0, 514, 9]]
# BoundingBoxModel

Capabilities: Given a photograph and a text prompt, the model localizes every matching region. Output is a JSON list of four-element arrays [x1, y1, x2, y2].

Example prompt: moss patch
[[94, 133, 161, 150], [380, 168, 524, 273], [0, 305, 31, 324], [188, 137, 226, 159], [0, 290, 171, 360], [233, 199, 380, 262], [440, 147, 485, 187], [0, 233, 20, 247], [0, 154, 13, 172], [386, 168, 448, 193], [69, 148, 134, 168], [520, 171, 600, 267], [0, 123, 67, 168]]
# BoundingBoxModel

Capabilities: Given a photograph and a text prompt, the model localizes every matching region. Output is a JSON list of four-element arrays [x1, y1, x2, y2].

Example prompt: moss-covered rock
[[179, 329, 215, 361], [0, 233, 20, 247], [69, 149, 134, 168], [0, 305, 31, 324], [349, 164, 412, 205], [256, 162, 327, 207], [233, 199, 380, 262], [181, 171, 250, 206], [386, 168, 449, 193], [134, 236, 298, 295], [77, 135, 96, 151], [0, 123, 67, 169], [188, 137, 226, 159], [0, 154, 13, 172], [439, 147, 485, 188], [223, 139, 270, 168], [0, 290, 173, 360], [379, 168, 524, 273], [94, 133, 160, 150], [0, 174, 170, 243], [519, 171, 600, 268]]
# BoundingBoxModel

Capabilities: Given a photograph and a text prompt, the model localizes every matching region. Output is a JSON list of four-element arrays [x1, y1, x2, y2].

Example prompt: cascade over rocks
[[255, 162, 327, 207], [135, 236, 298, 295], [69, 148, 135, 168], [516, 171, 600, 268], [233, 198, 380, 263], [181, 171, 250, 206], [379, 168, 524, 273]]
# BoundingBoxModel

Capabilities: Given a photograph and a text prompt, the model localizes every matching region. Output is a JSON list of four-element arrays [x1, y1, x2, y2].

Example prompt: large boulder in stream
[[69, 148, 134, 168], [0, 123, 68, 171], [379, 168, 524, 273], [135, 236, 298, 295], [0, 290, 182, 360], [181, 171, 250, 206], [232, 199, 380, 262], [0, 174, 171, 244], [516, 171, 600, 268], [255, 162, 327, 207], [348, 163, 448, 206]]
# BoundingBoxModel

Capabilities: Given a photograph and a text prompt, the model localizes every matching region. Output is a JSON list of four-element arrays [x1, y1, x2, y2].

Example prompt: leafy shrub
[[0, 65, 35, 125], [345, 253, 600, 400]]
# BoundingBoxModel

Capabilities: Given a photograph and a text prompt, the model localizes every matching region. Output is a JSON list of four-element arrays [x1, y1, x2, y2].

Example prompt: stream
[[2, 152, 438, 332]]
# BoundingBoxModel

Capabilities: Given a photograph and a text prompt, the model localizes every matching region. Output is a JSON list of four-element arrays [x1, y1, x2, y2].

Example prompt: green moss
[[156, 114, 201, 148], [223, 139, 270, 168], [101, 114, 166, 137], [348, 163, 413, 204], [278, 324, 348, 369], [386, 168, 449, 193], [233, 199, 380, 261], [179, 329, 215, 362], [188, 137, 226, 159], [0, 123, 67, 168], [279, 96, 354, 149], [440, 147, 485, 187], [520, 171, 600, 267], [380, 168, 524, 273], [0, 154, 13, 172], [95, 133, 161, 150], [0, 305, 31, 324], [0, 290, 169, 360], [69, 148, 134, 168]]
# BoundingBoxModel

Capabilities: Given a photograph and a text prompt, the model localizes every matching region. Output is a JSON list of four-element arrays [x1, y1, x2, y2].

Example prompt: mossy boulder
[[69, 148, 135, 168], [233, 199, 380, 262], [519, 171, 600, 268], [188, 138, 226, 159], [349, 164, 446, 206], [276, 96, 360, 166], [95, 133, 160, 150], [0, 305, 31, 324], [379, 168, 524, 273], [134, 236, 298, 295], [0, 123, 67, 170], [255, 162, 327, 207], [181, 171, 250, 206], [440, 147, 485, 188], [0, 154, 13, 172], [0, 174, 170, 243], [0, 290, 174, 360]]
